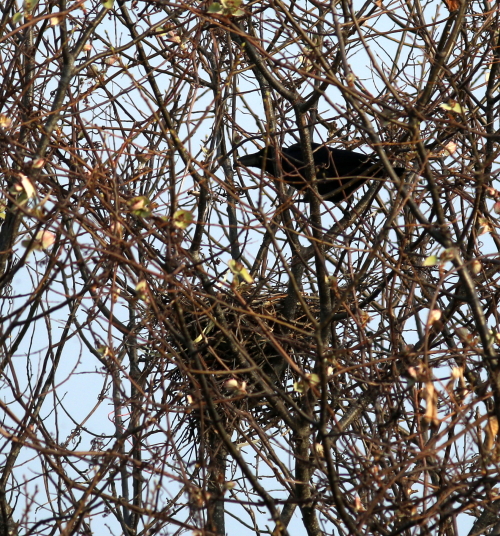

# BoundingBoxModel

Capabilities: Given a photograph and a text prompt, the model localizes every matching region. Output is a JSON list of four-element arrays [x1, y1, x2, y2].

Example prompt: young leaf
[[228, 259, 253, 283], [440, 101, 466, 113], [173, 210, 193, 229], [423, 255, 438, 267]]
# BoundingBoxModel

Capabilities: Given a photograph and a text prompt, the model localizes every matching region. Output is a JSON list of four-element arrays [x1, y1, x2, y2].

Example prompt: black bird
[[237, 142, 405, 203]]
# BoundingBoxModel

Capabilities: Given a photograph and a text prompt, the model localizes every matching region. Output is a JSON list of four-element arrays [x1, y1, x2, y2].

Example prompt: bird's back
[[238, 141, 404, 203], [280, 142, 381, 201], [281, 142, 376, 180]]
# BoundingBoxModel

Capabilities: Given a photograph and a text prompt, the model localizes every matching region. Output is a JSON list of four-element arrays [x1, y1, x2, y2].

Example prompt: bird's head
[[236, 146, 276, 172]]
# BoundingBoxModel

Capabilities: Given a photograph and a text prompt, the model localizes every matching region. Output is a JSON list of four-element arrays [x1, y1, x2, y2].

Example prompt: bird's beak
[[237, 154, 261, 168]]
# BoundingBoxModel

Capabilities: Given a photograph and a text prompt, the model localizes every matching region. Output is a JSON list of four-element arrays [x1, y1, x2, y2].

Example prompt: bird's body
[[238, 142, 405, 203]]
